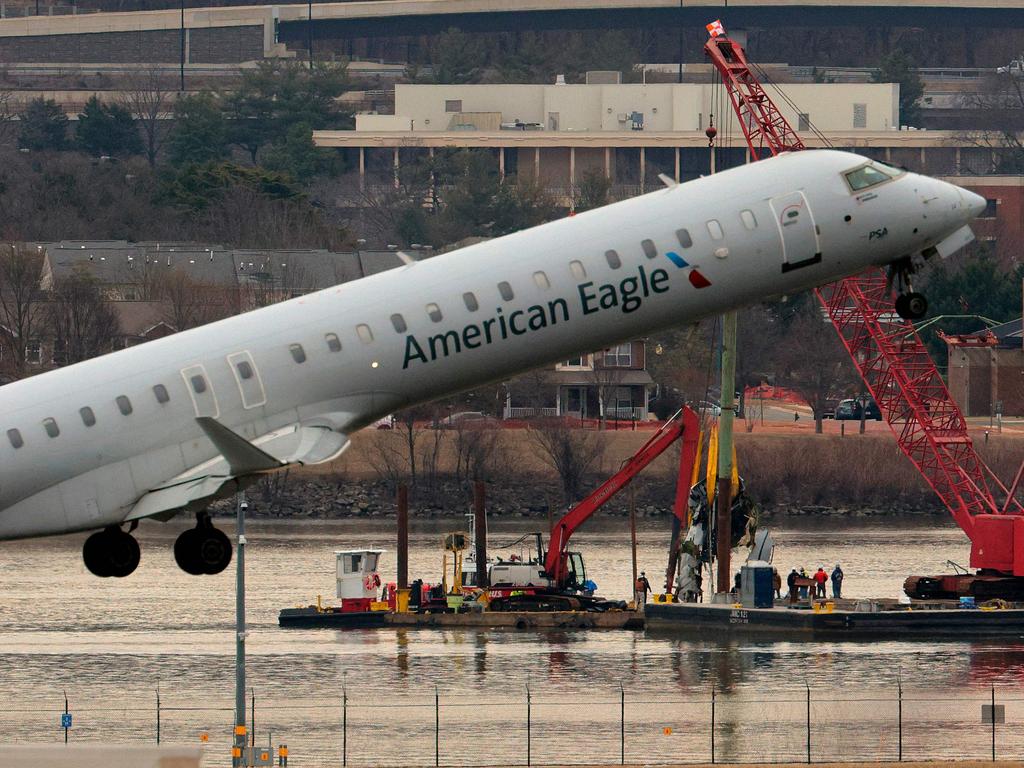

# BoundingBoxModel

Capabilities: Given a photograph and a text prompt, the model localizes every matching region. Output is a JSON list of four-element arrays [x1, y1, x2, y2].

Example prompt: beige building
[[361, 81, 899, 134]]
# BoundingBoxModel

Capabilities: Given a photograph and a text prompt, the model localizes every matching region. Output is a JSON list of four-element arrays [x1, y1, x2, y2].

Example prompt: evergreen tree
[[75, 96, 143, 157], [167, 91, 230, 167], [18, 98, 69, 151], [872, 50, 924, 127]]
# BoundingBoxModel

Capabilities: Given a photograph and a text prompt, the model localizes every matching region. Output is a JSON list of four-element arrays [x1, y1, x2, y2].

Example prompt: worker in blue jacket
[[831, 565, 844, 598]]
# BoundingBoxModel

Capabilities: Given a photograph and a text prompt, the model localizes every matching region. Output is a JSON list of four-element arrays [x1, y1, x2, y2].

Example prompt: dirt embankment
[[222, 427, 1022, 521]]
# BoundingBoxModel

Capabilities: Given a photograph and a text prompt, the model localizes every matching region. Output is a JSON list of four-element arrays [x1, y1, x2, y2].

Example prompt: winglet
[[196, 417, 286, 475]]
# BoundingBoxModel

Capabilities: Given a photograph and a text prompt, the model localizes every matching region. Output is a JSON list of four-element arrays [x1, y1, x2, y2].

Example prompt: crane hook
[[705, 114, 717, 147]]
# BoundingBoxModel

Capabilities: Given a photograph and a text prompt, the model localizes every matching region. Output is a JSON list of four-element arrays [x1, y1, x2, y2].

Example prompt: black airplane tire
[[106, 530, 141, 578], [83, 530, 114, 578], [896, 292, 928, 321], [174, 528, 205, 576], [196, 527, 233, 575]]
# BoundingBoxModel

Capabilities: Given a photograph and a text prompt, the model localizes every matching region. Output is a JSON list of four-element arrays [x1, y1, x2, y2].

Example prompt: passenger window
[[605, 250, 622, 269], [43, 418, 59, 438], [498, 281, 514, 301], [236, 361, 254, 380], [676, 229, 693, 248], [6, 428, 23, 449], [289, 343, 306, 364], [80, 407, 96, 427], [641, 239, 658, 259], [390, 314, 407, 334], [357, 324, 374, 343], [153, 384, 170, 404], [533, 271, 550, 289], [463, 293, 479, 312], [116, 395, 133, 416], [325, 333, 342, 352], [707, 220, 724, 240], [740, 210, 757, 230], [190, 375, 207, 394], [570, 260, 586, 280], [426, 303, 443, 322]]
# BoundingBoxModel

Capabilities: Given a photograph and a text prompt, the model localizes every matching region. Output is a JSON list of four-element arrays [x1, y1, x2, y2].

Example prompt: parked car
[[835, 398, 883, 421]]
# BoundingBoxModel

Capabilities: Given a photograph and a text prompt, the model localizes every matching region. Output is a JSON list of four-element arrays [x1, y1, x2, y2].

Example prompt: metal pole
[[307, 0, 313, 71], [715, 311, 737, 594], [991, 685, 996, 761], [156, 685, 161, 745], [434, 685, 440, 768], [805, 685, 811, 764], [474, 481, 488, 588], [710, 687, 715, 764], [897, 680, 902, 762], [63, 691, 69, 744], [629, 488, 638, 599], [620, 684, 625, 765], [342, 687, 347, 767], [397, 485, 409, 590], [526, 684, 532, 767], [251, 688, 256, 747], [233, 493, 247, 768], [179, 0, 185, 92]]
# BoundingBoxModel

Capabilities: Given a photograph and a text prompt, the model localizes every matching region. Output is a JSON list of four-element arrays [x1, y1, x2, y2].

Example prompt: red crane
[[703, 27, 1024, 599], [544, 407, 700, 588]]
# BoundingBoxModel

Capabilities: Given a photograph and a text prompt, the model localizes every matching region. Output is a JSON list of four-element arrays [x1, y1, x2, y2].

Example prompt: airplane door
[[180, 364, 220, 418], [769, 191, 822, 273], [227, 351, 267, 409]]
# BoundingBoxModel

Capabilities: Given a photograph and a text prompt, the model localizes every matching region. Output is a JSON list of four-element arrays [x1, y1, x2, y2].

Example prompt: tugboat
[[278, 549, 389, 628]]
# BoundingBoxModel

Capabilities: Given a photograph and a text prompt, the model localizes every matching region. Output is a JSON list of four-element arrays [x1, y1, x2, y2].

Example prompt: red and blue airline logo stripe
[[665, 251, 712, 289]]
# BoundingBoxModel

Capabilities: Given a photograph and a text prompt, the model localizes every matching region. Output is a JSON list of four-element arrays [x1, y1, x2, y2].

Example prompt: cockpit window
[[844, 164, 896, 192]]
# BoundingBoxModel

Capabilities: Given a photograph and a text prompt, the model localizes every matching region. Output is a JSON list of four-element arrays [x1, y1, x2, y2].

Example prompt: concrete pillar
[[184, 29, 190, 65], [710, 146, 716, 175], [885, 147, 892, 163], [956, 147, 962, 173], [639, 147, 646, 193], [358, 147, 365, 191], [393, 147, 400, 190], [920, 146, 927, 172], [499, 147, 505, 180], [604, 147, 611, 179], [534, 147, 540, 182], [674, 147, 680, 183]]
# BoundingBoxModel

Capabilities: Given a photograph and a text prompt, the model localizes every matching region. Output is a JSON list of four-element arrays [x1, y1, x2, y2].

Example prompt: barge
[[644, 600, 1024, 639]]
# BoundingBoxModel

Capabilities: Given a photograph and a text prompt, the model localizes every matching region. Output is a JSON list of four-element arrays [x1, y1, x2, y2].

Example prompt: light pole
[[179, 0, 185, 92], [307, 0, 313, 72], [232, 494, 248, 768]]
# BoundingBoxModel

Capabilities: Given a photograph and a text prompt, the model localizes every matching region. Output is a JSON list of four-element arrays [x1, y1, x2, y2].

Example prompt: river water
[[2, 516, 1023, 766]]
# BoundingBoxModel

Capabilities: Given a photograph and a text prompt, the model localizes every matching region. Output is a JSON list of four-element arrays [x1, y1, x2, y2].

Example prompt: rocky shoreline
[[208, 476, 949, 521]]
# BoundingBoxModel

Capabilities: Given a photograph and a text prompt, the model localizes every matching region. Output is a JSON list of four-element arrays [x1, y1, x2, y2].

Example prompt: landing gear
[[895, 292, 928, 321], [888, 259, 929, 320], [174, 513, 232, 575], [83, 526, 141, 578]]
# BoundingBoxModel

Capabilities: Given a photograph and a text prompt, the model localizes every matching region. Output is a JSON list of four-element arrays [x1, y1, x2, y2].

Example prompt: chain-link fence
[[1, 686, 1021, 766]]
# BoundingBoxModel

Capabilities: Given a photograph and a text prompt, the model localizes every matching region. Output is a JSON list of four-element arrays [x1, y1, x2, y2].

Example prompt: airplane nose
[[959, 187, 987, 219]]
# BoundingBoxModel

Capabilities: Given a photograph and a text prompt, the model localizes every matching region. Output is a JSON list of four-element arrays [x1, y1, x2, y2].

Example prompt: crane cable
[[750, 61, 833, 149]]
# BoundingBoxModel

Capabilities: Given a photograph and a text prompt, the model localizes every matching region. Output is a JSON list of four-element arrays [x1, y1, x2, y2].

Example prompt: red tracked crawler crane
[[703, 30, 1024, 599]]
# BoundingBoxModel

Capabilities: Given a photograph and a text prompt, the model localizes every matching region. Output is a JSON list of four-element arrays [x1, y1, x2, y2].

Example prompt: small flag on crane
[[706, 19, 725, 38]]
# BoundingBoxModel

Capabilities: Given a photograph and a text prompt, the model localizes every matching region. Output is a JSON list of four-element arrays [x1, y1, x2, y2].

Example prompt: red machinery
[[704, 27, 1024, 599], [543, 406, 700, 588]]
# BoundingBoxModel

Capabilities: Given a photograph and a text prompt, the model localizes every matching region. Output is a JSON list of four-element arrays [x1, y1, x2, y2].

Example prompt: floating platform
[[279, 606, 643, 631], [644, 600, 1024, 639]]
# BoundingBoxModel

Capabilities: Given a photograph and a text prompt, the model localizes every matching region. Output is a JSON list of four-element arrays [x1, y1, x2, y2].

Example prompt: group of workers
[[784, 565, 844, 603]]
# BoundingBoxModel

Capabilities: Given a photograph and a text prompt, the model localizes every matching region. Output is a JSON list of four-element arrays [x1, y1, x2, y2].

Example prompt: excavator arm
[[544, 407, 700, 587]]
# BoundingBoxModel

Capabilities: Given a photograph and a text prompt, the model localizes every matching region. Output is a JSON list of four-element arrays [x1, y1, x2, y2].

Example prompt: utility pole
[[715, 311, 737, 594], [232, 493, 248, 768]]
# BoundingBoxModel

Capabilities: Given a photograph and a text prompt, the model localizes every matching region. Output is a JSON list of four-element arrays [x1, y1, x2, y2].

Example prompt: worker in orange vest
[[813, 567, 828, 598], [634, 572, 652, 605]]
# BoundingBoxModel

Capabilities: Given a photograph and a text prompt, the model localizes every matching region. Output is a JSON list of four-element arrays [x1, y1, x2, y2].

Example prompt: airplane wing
[[123, 418, 350, 521]]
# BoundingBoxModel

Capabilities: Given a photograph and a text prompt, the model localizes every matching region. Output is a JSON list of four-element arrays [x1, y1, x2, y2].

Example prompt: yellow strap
[[730, 440, 740, 498], [705, 423, 719, 507], [686, 430, 705, 527]]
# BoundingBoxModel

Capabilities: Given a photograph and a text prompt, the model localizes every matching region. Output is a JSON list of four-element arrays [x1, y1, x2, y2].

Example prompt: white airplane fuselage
[[0, 150, 984, 542]]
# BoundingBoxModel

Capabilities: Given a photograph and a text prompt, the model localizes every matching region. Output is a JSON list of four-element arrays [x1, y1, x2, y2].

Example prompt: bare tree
[[158, 270, 232, 330], [527, 416, 606, 503], [453, 421, 504, 482], [120, 65, 174, 168], [47, 266, 121, 365], [588, 348, 626, 428], [0, 243, 44, 376]]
